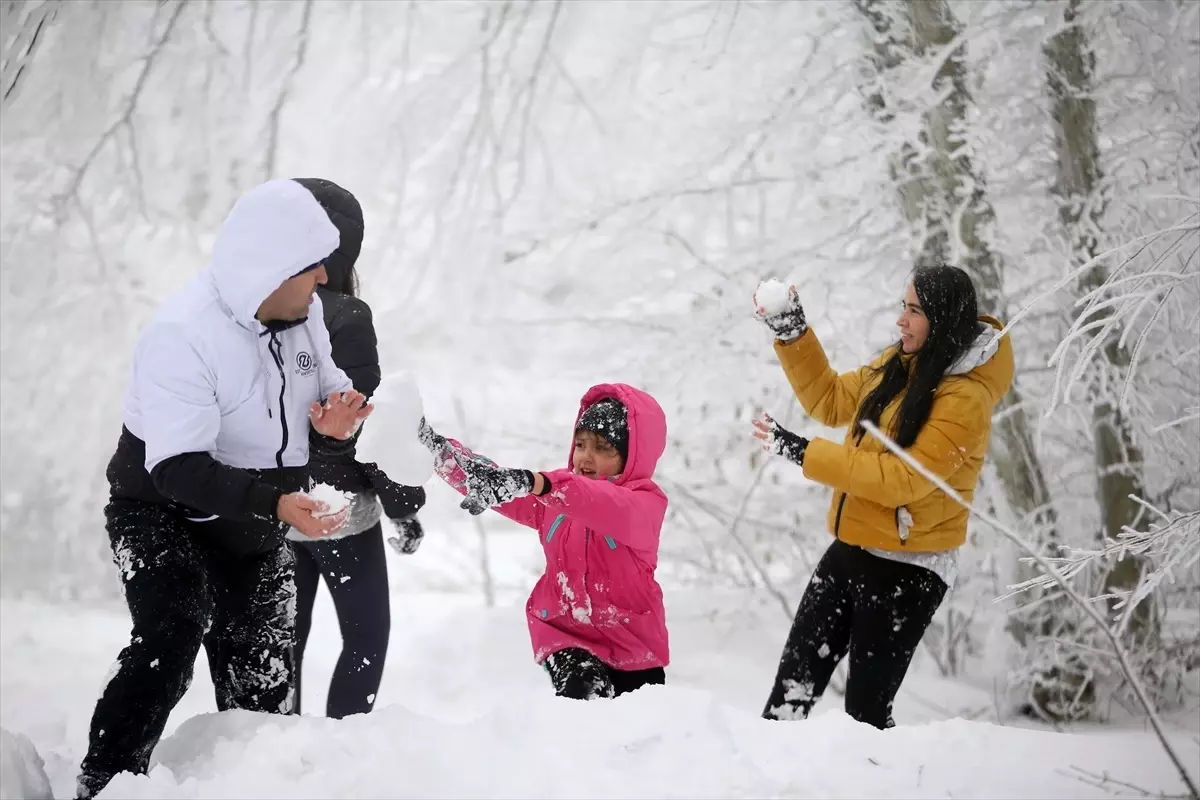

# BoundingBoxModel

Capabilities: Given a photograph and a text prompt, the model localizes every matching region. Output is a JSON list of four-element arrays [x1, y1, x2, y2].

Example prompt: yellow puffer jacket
[[773, 316, 1014, 552]]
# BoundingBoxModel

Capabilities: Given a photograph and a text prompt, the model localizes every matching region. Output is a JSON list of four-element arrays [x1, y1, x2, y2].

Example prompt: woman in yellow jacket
[[751, 265, 1013, 729]]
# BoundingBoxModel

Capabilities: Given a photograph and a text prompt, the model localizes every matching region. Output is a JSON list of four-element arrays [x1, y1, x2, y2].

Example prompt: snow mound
[[356, 369, 434, 487], [97, 687, 1194, 799], [0, 727, 52, 800], [754, 278, 793, 316]]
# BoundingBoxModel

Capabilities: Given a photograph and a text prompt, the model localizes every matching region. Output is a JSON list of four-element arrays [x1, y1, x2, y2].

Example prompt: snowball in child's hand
[[755, 279, 793, 316], [305, 482, 352, 519]]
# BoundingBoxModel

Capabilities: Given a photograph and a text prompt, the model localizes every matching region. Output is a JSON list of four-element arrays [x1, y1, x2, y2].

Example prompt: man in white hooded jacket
[[76, 179, 374, 799]]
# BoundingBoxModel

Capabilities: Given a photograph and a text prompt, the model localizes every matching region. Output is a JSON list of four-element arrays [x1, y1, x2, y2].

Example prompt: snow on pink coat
[[434, 383, 670, 670]]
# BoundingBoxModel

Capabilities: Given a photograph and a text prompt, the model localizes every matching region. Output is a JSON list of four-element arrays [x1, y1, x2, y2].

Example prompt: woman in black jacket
[[288, 178, 426, 719]]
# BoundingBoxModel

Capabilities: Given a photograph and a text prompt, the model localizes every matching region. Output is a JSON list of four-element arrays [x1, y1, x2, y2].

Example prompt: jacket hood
[[890, 315, 1014, 403], [948, 315, 1013, 402], [208, 179, 340, 328], [570, 383, 667, 484], [292, 177, 363, 295]]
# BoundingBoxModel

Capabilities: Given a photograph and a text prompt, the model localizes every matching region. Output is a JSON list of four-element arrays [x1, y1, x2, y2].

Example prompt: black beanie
[[576, 398, 629, 462]]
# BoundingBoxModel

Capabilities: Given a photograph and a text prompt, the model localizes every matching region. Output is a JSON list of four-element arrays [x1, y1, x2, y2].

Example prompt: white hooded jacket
[[122, 179, 353, 480]]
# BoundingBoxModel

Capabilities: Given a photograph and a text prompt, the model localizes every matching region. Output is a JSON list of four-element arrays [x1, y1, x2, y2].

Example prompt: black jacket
[[296, 178, 426, 522]]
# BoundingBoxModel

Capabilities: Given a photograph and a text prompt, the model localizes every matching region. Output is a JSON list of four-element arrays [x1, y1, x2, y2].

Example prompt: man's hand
[[277, 492, 346, 538], [752, 411, 810, 467], [310, 390, 374, 439]]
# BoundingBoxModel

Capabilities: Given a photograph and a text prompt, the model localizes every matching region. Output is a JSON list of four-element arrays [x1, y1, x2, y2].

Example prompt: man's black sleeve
[[151, 453, 283, 521]]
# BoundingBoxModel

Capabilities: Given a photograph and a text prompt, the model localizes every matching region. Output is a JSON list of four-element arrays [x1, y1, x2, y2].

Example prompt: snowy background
[[1, 1, 1198, 798]]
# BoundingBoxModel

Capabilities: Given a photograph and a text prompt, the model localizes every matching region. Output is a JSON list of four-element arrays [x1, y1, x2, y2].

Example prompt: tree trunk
[[1043, 0, 1155, 645], [901, 0, 1061, 552], [854, 0, 948, 267], [852, 0, 1093, 720]]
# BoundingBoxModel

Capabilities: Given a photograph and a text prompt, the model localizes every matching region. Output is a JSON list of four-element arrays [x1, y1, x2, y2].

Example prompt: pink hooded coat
[[435, 383, 670, 670]]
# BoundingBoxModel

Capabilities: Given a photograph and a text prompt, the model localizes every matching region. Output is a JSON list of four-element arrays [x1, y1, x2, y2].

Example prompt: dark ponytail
[[853, 265, 980, 448]]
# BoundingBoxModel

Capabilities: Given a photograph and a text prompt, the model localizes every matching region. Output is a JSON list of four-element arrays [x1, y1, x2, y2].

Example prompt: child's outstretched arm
[[535, 470, 666, 554], [419, 419, 546, 531]]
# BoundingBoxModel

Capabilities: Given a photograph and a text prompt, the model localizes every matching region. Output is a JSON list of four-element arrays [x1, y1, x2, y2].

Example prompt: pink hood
[[568, 383, 668, 488]]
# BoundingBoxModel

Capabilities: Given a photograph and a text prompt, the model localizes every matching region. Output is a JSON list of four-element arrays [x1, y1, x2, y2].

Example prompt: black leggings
[[544, 647, 665, 700], [762, 539, 947, 729], [291, 523, 390, 719]]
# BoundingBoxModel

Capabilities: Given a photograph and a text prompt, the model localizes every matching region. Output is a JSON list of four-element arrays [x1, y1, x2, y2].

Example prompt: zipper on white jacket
[[267, 332, 289, 469]]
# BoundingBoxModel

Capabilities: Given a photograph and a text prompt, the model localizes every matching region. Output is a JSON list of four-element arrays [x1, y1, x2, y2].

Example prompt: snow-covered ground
[[2, 523, 1196, 800]]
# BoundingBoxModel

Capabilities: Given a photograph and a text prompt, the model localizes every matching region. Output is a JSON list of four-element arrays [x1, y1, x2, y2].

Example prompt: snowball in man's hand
[[305, 483, 352, 518], [755, 278, 793, 316]]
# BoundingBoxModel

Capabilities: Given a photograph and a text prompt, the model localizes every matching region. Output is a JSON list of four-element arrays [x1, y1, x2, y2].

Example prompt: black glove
[[755, 412, 809, 466], [417, 416, 447, 453], [451, 450, 535, 516], [753, 281, 808, 342], [387, 515, 424, 555]]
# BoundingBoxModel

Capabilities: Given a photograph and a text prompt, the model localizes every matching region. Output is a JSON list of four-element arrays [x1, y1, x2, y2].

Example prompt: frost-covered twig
[[1000, 504, 1200, 628], [1045, 221, 1199, 412], [1001, 219, 1198, 337], [1152, 407, 1200, 434], [1062, 765, 1157, 798], [859, 420, 1199, 800]]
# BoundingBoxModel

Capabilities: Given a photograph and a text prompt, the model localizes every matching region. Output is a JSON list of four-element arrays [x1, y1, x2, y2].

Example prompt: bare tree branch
[[499, 0, 560, 216], [55, 0, 186, 220], [242, 0, 257, 93], [1, 0, 60, 110], [263, 0, 313, 179]]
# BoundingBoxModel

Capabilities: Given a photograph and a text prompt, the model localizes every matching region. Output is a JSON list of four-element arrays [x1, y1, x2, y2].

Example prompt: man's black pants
[[77, 499, 296, 797]]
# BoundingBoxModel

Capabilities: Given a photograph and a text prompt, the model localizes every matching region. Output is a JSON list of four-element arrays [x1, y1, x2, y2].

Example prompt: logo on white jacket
[[295, 351, 315, 377]]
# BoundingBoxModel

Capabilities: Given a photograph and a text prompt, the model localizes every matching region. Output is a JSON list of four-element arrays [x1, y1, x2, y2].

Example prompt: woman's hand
[[753, 281, 808, 342], [387, 515, 425, 554], [752, 411, 810, 467], [310, 390, 374, 439]]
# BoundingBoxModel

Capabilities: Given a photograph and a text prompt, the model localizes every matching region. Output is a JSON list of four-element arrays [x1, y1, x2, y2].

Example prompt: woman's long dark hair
[[292, 177, 363, 299], [852, 265, 980, 448], [326, 262, 360, 298]]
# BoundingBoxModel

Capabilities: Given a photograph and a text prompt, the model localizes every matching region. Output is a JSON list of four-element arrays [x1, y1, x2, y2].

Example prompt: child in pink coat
[[418, 383, 670, 700]]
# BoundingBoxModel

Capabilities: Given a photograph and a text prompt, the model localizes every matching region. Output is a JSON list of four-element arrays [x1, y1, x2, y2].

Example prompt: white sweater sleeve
[[135, 323, 220, 473]]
